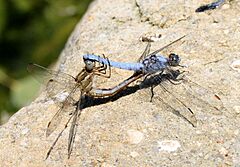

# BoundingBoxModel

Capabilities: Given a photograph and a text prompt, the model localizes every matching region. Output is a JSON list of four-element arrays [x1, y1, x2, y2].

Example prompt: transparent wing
[[28, 63, 91, 158], [148, 35, 186, 56], [67, 90, 83, 158], [27, 63, 77, 102], [157, 74, 224, 116], [28, 63, 81, 136], [45, 110, 75, 159], [139, 68, 224, 126], [46, 85, 80, 137], [27, 63, 76, 85], [138, 74, 197, 127], [68, 105, 80, 158], [178, 76, 224, 113], [137, 42, 151, 62], [157, 83, 197, 127], [46, 107, 64, 137]]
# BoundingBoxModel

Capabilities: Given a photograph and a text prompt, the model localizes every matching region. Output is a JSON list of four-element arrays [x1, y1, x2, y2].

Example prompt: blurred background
[[0, 0, 93, 124]]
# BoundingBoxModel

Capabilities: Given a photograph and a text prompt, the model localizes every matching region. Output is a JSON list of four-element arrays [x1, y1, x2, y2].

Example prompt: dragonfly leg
[[148, 73, 165, 102], [150, 85, 156, 102], [164, 69, 189, 85], [93, 54, 111, 78], [137, 72, 157, 85], [167, 78, 183, 85], [95, 54, 108, 70]]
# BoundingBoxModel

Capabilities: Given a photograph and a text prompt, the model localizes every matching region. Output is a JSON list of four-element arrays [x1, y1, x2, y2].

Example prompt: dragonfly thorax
[[142, 55, 168, 74]]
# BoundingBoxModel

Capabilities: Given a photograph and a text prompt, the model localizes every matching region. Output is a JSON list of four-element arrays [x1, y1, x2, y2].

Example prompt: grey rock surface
[[0, 0, 240, 166]]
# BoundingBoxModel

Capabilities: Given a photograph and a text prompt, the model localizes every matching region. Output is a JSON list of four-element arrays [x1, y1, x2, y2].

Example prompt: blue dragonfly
[[85, 36, 224, 127], [83, 36, 185, 74]]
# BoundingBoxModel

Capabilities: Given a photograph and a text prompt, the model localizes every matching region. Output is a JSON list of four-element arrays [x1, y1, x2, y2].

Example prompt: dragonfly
[[85, 36, 186, 97], [83, 36, 186, 74], [28, 55, 112, 159], [84, 36, 224, 127], [195, 0, 225, 12]]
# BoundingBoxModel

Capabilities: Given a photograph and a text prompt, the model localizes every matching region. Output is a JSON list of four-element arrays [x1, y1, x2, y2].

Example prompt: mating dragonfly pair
[[28, 35, 224, 159]]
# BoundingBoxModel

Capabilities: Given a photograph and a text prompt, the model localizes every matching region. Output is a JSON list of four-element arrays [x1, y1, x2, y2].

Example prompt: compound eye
[[169, 53, 180, 66], [84, 60, 94, 70]]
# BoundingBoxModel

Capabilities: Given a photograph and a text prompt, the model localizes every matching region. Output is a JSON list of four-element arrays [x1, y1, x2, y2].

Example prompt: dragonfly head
[[84, 59, 95, 71], [168, 53, 181, 66]]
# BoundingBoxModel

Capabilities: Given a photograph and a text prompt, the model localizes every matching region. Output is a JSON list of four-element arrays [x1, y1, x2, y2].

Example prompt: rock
[[0, 0, 240, 166], [157, 140, 181, 152], [127, 129, 144, 144], [130, 151, 139, 158], [231, 60, 240, 73]]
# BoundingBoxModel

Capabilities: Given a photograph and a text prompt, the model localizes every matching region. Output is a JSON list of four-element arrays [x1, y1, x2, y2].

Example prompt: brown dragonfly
[[28, 55, 112, 159]]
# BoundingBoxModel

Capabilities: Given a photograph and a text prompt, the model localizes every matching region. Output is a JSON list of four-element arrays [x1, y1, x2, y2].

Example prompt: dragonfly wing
[[180, 76, 224, 113], [46, 106, 64, 137], [67, 108, 79, 158], [46, 85, 80, 137], [27, 63, 76, 85], [45, 78, 77, 104], [139, 75, 197, 127], [138, 42, 151, 62], [149, 35, 186, 56], [28, 63, 77, 104], [67, 93, 82, 158], [157, 73, 224, 117], [155, 83, 197, 127], [45, 110, 75, 159]]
